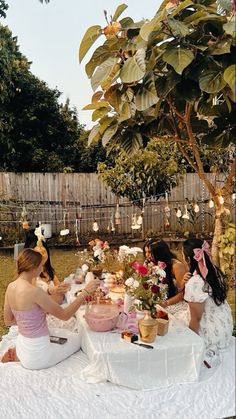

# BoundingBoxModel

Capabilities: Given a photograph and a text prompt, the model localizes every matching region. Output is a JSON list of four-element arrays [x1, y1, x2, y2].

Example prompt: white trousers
[[16, 328, 81, 370]]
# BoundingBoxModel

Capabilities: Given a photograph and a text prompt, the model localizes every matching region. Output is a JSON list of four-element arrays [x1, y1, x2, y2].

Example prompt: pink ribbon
[[193, 240, 211, 279]]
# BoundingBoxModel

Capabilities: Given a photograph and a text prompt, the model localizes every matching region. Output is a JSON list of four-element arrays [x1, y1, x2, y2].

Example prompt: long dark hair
[[183, 238, 227, 306], [24, 229, 55, 281], [143, 238, 156, 261], [150, 240, 177, 298]]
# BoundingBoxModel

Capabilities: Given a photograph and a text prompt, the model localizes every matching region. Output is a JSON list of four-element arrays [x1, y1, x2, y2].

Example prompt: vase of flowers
[[124, 261, 168, 342], [138, 310, 158, 343]]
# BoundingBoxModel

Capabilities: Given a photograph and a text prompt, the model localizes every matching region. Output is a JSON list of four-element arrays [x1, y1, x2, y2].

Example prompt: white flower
[[133, 280, 140, 289], [125, 277, 135, 287], [81, 264, 89, 272]]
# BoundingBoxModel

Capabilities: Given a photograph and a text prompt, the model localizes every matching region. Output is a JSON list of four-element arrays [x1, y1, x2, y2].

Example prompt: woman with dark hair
[[143, 238, 156, 265], [24, 229, 68, 303], [150, 240, 189, 320], [183, 238, 233, 353]]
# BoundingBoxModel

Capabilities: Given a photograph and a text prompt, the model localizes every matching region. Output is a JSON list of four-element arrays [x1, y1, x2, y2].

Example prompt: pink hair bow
[[193, 240, 211, 279]]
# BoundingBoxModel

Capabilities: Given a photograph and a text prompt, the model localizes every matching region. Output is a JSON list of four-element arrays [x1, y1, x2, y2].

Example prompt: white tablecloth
[[75, 309, 205, 390]]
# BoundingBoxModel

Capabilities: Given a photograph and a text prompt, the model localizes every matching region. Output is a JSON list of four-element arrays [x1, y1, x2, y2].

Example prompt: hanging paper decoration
[[164, 218, 170, 230], [232, 193, 236, 201], [110, 217, 115, 232], [208, 199, 214, 208], [176, 208, 182, 218], [137, 214, 143, 225], [74, 219, 80, 246], [164, 192, 171, 218], [182, 205, 190, 220], [218, 195, 224, 205], [193, 203, 200, 213], [60, 212, 70, 236], [115, 203, 121, 225], [131, 214, 141, 230], [92, 220, 99, 232]]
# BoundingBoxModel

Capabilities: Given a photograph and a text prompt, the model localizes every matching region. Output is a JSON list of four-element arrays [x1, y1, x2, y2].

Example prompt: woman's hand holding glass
[[84, 278, 100, 295]]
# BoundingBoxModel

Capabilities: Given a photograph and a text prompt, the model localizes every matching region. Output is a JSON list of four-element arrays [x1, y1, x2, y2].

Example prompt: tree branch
[[223, 158, 236, 196]]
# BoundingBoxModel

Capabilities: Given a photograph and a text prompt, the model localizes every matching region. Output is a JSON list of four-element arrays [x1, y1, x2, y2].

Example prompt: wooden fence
[[0, 172, 234, 241]]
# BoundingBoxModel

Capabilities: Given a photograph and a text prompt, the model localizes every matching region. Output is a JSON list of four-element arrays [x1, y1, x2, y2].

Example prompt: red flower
[[142, 282, 149, 290], [138, 265, 148, 276], [151, 284, 160, 294], [158, 261, 167, 269], [156, 310, 169, 320], [161, 277, 168, 284], [131, 261, 140, 271]]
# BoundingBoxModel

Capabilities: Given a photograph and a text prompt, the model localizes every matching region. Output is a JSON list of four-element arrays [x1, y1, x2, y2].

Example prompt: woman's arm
[[4, 288, 17, 326], [34, 278, 100, 321], [188, 302, 205, 334], [161, 291, 184, 308], [172, 262, 187, 291]]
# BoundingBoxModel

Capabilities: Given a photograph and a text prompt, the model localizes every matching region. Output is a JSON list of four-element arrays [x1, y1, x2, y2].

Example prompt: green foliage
[[218, 222, 235, 278], [81, 1, 236, 151], [0, 23, 106, 173], [98, 139, 183, 202]]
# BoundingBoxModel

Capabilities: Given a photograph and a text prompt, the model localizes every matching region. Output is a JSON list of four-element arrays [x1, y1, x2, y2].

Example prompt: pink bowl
[[84, 303, 119, 332]]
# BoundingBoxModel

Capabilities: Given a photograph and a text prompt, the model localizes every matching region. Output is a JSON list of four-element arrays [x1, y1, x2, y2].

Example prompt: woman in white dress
[[183, 238, 233, 358]]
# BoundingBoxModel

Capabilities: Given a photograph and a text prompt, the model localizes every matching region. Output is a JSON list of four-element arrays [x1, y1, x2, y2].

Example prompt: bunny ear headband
[[193, 240, 211, 279]]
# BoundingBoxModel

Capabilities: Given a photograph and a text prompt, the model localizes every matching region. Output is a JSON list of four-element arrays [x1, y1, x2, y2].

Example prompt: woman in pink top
[[2, 248, 100, 369]]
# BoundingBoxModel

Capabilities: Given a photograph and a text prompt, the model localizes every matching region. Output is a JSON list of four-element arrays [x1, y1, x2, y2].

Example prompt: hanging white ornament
[[194, 203, 200, 213], [218, 195, 224, 205], [115, 203, 121, 225], [208, 199, 214, 208], [164, 206, 171, 218], [232, 193, 236, 201], [182, 205, 190, 220], [137, 214, 143, 225], [110, 216, 115, 232], [131, 214, 140, 230], [60, 212, 70, 236], [92, 220, 99, 232], [176, 208, 182, 218]]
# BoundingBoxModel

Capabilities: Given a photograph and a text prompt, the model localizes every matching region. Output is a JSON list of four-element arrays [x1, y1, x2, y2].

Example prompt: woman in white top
[[183, 238, 233, 355]]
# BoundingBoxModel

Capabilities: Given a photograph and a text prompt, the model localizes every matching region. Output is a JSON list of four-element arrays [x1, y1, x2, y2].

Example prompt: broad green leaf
[[85, 45, 111, 78], [155, 71, 180, 97], [92, 91, 103, 103], [223, 21, 236, 37], [167, 18, 190, 37], [118, 102, 132, 122], [169, 0, 193, 17], [102, 123, 119, 146], [92, 107, 110, 122], [120, 49, 146, 83], [104, 84, 122, 111], [91, 57, 118, 91], [199, 69, 226, 93], [120, 132, 143, 154], [224, 65, 236, 98], [79, 25, 101, 63], [82, 100, 109, 110], [88, 124, 100, 146], [183, 10, 206, 24], [163, 47, 194, 74], [112, 4, 128, 21], [119, 17, 134, 28], [101, 63, 121, 90], [98, 116, 116, 135], [135, 74, 158, 111], [140, 10, 166, 41], [207, 39, 232, 55]]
